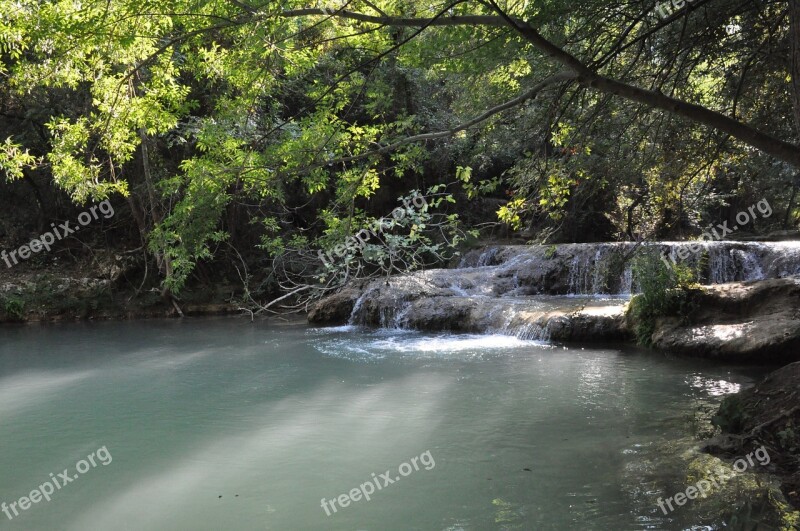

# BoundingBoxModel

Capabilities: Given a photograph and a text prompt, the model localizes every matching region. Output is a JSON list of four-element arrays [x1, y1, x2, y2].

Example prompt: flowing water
[[457, 241, 800, 296], [0, 318, 774, 530]]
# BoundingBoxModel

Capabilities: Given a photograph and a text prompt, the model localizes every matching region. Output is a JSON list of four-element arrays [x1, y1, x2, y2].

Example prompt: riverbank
[[0, 254, 242, 323], [706, 361, 800, 524]]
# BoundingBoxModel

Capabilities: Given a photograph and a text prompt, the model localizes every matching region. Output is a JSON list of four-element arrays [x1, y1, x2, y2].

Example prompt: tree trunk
[[139, 130, 178, 306]]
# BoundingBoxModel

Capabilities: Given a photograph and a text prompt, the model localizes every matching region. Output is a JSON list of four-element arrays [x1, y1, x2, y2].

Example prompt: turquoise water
[[0, 318, 766, 530]]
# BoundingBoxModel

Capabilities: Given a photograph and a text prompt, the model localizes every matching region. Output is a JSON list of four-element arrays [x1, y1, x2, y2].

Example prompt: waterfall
[[736, 249, 764, 281], [348, 281, 414, 328], [378, 301, 412, 329], [487, 304, 553, 340], [619, 264, 634, 295], [347, 290, 369, 326], [459, 241, 800, 296], [342, 241, 800, 332]]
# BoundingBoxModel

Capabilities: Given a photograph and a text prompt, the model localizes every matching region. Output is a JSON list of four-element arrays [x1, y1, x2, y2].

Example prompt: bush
[[627, 248, 696, 345], [0, 295, 25, 322]]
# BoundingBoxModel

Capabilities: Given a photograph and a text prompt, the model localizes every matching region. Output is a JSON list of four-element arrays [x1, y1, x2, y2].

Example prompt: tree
[[1, 0, 798, 299]]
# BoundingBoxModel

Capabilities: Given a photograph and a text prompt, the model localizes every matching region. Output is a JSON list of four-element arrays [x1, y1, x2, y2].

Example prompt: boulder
[[707, 362, 800, 510], [307, 282, 365, 325], [651, 277, 800, 362]]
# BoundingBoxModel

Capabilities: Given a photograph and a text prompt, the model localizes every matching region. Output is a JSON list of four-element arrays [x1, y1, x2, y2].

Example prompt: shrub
[[0, 295, 25, 322], [627, 248, 696, 345]]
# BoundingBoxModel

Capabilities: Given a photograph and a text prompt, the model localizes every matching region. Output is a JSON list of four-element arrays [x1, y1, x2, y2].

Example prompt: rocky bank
[[707, 361, 800, 515]]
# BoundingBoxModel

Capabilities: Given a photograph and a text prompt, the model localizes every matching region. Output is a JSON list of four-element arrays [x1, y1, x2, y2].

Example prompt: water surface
[[0, 318, 767, 529]]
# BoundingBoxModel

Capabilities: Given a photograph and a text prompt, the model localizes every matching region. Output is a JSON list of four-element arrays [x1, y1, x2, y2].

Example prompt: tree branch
[[483, 0, 800, 168], [280, 8, 509, 27], [281, 4, 800, 167], [320, 71, 576, 166]]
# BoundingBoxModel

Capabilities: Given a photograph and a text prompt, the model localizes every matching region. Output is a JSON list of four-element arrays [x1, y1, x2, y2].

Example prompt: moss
[[712, 394, 751, 434]]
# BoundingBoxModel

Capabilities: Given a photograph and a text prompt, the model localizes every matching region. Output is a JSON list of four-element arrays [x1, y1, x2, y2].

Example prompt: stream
[[0, 318, 773, 530]]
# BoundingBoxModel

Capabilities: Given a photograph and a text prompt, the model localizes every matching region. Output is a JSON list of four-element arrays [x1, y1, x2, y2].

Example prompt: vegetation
[[1, 0, 800, 306], [627, 249, 697, 345], [0, 294, 24, 321]]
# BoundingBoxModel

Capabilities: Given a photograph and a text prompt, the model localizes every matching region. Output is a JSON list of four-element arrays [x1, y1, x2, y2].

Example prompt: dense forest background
[[2, 0, 800, 311]]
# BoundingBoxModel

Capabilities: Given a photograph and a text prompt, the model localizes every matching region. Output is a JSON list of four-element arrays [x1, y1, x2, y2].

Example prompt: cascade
[[346, 241, 800, 328]]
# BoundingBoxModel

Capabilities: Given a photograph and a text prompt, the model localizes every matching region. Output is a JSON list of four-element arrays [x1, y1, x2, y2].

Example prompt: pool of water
[[0, 318, 769, 530]]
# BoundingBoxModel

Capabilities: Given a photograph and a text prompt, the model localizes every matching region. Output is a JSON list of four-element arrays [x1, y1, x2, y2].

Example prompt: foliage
[[0, 139, 38, 181], [627, 248, 697, 345], [260, 186, 476, 312], [497, 198, 527, 231], [0, 295, 25, 321], [1, 0, 799, 301]]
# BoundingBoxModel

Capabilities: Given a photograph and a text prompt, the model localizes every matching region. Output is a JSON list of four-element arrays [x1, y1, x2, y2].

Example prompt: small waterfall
[[349, 282, 414, 329], [476, 247, 500, 267], [619, 264, 634, 295], [379, 300, 412, 329], [478, 241, 800, 296], [512, 322, 551, 341], [491, 305, 552, 340], [567, 254, 590, 295], [347, 290, 370, 326], [448, 281, 470, 297], [459, 246, 501, 268], [707, 245, 736, 284], [567, 249, 605, 295], [566, 244, 627, 295], [765, 242, 800, 277], [734, 249, 764, 281]]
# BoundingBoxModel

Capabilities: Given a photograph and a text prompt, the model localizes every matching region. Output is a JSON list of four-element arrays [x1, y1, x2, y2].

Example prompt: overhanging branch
[[319, 71, 576, 167], [484, 0, 800, 167], [280, 4, 800, 167], [280, 8, 508, 27]]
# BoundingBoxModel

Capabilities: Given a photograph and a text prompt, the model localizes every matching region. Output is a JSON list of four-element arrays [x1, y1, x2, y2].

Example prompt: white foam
[[370, 334, 547, 353], [313, 330, 552, 362]]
